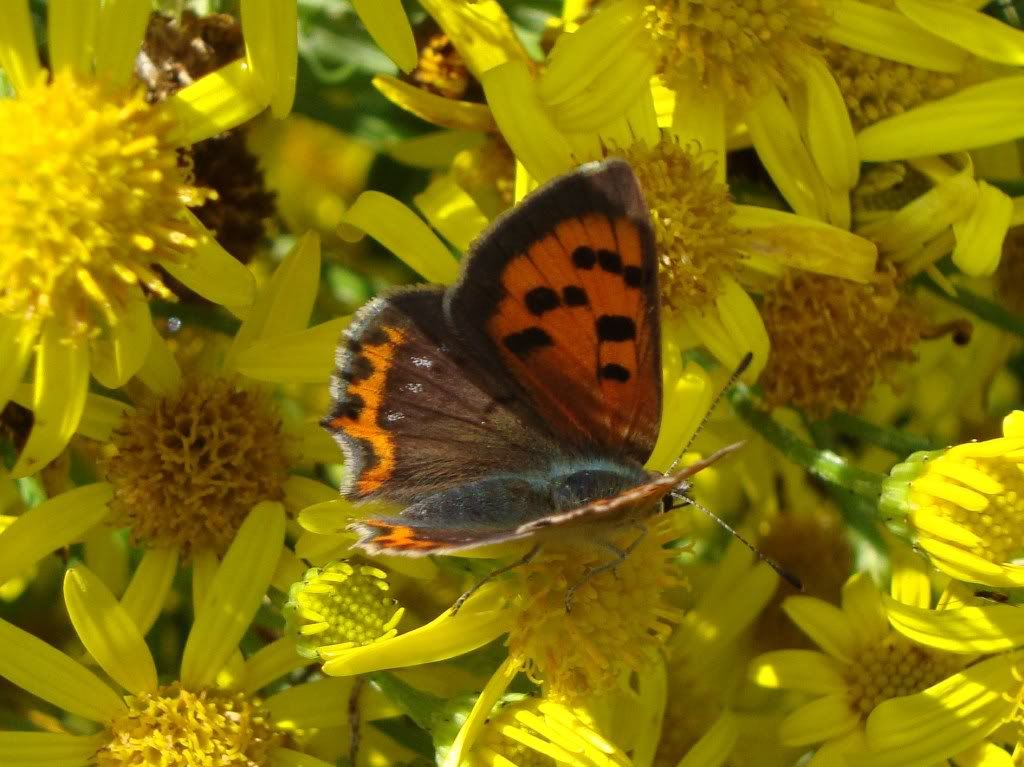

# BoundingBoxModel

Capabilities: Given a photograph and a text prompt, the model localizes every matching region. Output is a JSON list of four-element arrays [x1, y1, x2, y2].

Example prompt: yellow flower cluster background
[[2, 1, 1024, 765]]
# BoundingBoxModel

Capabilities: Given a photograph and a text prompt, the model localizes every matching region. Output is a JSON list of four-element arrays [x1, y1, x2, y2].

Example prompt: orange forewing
[[486, 213, 658, 454]]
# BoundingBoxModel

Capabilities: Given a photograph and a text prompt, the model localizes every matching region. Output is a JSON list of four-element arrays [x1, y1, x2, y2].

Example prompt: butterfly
[[323, 158, 734, 562]]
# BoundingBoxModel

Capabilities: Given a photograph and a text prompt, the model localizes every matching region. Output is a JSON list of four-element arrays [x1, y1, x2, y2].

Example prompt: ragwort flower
[[881, 410, 1024, 587], [0, 0, 297, 477]]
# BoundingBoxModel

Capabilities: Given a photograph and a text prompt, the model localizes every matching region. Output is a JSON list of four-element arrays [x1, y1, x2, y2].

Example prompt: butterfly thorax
[[545, 458, 651, 512]]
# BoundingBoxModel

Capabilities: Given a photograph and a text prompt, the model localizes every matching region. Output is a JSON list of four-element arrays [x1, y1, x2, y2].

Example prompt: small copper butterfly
[[324, 159, 731, 558]]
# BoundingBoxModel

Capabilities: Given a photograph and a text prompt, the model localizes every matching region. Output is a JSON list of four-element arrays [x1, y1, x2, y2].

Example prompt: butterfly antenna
[[670, 492, 802, 591], [666, 352, 753, 475]]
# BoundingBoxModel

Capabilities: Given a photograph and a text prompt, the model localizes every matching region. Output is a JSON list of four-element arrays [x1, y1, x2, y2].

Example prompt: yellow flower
[[881, 409, 1024, 587], [853, 583, 1024, 765], [0, 1, 299, 477], [750, 552, 966, 764], [854, 154, 1018, 279], [0, 235, 341, 630], [0, 503, 353, 767]]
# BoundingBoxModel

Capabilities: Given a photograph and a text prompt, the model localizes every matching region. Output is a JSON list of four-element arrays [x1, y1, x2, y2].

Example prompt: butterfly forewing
[[447, 159, 661, 464]]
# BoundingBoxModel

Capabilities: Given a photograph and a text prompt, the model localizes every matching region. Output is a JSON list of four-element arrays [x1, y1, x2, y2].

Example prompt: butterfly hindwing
[[447, 159, 661, 464], [324, 289, 559, 503]]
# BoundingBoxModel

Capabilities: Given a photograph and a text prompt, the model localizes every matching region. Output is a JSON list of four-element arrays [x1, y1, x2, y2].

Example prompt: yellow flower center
[[507, 515, 685, 701], [617, 138, 740, 311], [409, 29, 479, 101], [822, 43, 960, 130], [285, 560, 404, 661], [98, 684, 283, 767], [997, 226, 1024, 314], [844, 633, 961, 716], [759, 268, 923, 416], [102, 374, 292, 555], [642, 0, 827, 101], [915, 455, 1024, 565], [0, 71, 210, 338]]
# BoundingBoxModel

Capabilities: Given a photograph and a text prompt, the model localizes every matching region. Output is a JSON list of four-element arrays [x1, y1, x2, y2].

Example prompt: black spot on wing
[[599, 363, 631, 382], [525, 286, 561, 316], [341, 355, 374, 383], [597, 249, 622, 273], [338, 393, 365, 419], [362, 327, 389, 346], [562, 285, 588, 307], [572, 246, 596, 269], [596, 315, 636, 342], [623, 265, 644, 288], [504, 327, 554, 358]]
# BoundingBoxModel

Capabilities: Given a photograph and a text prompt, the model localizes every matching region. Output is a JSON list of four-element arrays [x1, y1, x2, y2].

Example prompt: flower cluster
[[1, 1, 1024, 765]]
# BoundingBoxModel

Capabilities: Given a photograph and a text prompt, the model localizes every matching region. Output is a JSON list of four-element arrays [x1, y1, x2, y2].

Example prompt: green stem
[[729, 384, 886, 501], [920, 277, 1024, 339], [822, 411, 936, 455], [367, 671, 444, 732]]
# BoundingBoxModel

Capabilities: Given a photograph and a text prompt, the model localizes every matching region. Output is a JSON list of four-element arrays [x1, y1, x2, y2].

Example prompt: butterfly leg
[[564, 521, 648, 613], [450, 544, 542, 616]]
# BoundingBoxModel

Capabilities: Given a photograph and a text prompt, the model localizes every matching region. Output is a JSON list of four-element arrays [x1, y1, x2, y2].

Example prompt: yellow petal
[[163, 59, 268, 147], [857, 77, 1024, 161], [241, 0, 298, 117], [120, 547, 178, 636], [297, 500, 353, 535], [243, 636, 309, 695], [293, 422, 343, 465], [794, 52, 859, 192], [419, 0, 527, 77], [235, 317, 348, 384], [0, 617, 125, 722], [373, 74, 496, 131], [826, 0, 968, 72], [670, 79, 726, 182], [0, 316, 37, 411], [889, 545, 932, 609], [442, 655, 520, 767], [841, 573, 889, 644], [134, 326, 182, 396], [480, 61, 575, 185], [859, 655, 1014, 766], [48, 0, 100, 76], [733, 206, 877, 283], [414, 174, 490, 252], [269, 748, 337, 767], [782, 596, 857, 663], [94, 0, 150, 89], [225, 232, 320, 371], [884, 595, 1024, 653], [180, 502, 286, 688], [678, 710, 739, 767], [64, 566, 158, 693], [388, 130, 486, 169], [76, 392, 131, 445], [0, 0, 42, 92], [352, 0, 417, 72], [750, 650, 848, 694], [747, 84, 828, 221], [647, 359, 712, 473], [321, 585, 512, 675], [160, 210, 256, 307], [88, 295, 152, 389], [13, 327, 89, 478], [779, 695, 859, 746], [1003, 410, 1024, 439], [265, 676, 354, 730], [341, 193, 459, 283], [0, 732, 107, 767], [682, 276, 769, 379], [896, 0, 1024, 66], [0, 484, 113, 586], [82, 526, 129, 598], [952, 181, 1014, 276], [954, 740, 1015, 767]]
